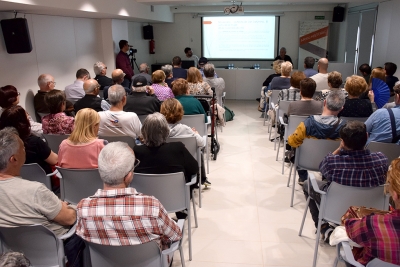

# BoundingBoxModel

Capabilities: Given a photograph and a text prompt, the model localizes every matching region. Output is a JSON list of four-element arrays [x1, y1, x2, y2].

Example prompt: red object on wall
[[149, 39, 155, 54]]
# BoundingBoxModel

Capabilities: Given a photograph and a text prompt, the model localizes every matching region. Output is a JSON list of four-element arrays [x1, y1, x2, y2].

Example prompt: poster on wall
[[298, 20, 329, 69]]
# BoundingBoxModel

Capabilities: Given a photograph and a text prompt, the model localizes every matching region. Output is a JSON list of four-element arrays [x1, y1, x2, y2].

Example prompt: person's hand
[[147, 86, 155, 95], [333, 140, 344, 155], [191, 127, 199, 134], [368, 90, 375, 103]]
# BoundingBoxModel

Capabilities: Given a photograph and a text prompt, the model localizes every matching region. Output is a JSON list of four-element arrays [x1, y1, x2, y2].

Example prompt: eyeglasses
[[17, 92, 20, 95], [50, 81, 56, 85], [124, 159, 140, 177]]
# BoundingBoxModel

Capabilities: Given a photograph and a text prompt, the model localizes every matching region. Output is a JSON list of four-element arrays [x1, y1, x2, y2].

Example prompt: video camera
[[128, 46, 137, 56]]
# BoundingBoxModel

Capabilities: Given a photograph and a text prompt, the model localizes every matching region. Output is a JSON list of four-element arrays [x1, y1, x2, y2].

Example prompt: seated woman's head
[[141, 112, 170, 147], [345, 75, 367, 97], [385, 158, 400, 206], [152, 70, 166, 84], [290, 71, 306, 89], [160, 98, 184, 124], [273, 60, 283, 74], [172, 78, 189, 96], [0, 105, 30, 141], [300, 78, 316, 98], [187, 67, 202, 83], [68, 108, 100, 144], [369, 67, 386, 84], [44, 89, 66, 114], [280, 61, 292, 77], [0, 85, 19, 109], [328, 71, 343, 89]]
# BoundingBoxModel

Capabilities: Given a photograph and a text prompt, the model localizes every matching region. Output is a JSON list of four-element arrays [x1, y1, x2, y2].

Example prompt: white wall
[[128, 22, 156, 73]]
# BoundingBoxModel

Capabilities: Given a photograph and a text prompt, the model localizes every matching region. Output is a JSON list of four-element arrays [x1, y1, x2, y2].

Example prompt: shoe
[[284, 157, 291, 163], [320, 223, 334, 244], [297, 179, 305, 186], [256, 98, 260, 102], [202, 179, 212, 187], [258, 106, 265, 112]]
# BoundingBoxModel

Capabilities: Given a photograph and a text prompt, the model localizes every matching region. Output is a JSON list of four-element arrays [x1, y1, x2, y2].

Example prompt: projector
[[224, 5, 244, 15]]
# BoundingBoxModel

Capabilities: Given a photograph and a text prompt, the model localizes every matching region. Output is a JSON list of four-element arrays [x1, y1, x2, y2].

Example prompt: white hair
[[93, 62, 105, 75], [37, 74, 53, 87], [161, 65, 173, 77], [108, 85, 126, 106], [139, 63, 148, 73], [0, 127, 20, 172], [98, 142, 135, 186]]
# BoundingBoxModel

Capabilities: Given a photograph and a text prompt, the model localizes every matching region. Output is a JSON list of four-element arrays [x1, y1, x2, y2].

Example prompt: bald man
[[310, 58, 329, 91], [132, 63, 152, 85], [74, 79, 103, 112], [103, 69, 131, 100]]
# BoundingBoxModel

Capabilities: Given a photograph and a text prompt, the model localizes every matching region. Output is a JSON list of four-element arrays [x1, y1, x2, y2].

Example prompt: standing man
[[172, 56, 187, 79], [34, 74, 56, 116], [184, 47, 199, 67], [274, 47, 293, 65], [310, 58, 329, 91], [116, 40, 134, 88], [93, 61, 112, 91], [65, 68, 90, 103], [303, 57, 318, 78], [132, 63, 152, 85]]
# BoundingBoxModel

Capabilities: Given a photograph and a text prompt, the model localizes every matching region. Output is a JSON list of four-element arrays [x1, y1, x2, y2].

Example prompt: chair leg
[[206, 139, 209, 174], [290, 168, 297, 207], [263, 107, 268, 126], [281, 141, 286, 175], [179, 246, 186, 267], [273, 121, 278, 151], [298, 196, 310, 236], [187, 195, 192, 261], [192, 192, 198, 228], [287, 162, 293, 187], [312, 217, 323, 267]]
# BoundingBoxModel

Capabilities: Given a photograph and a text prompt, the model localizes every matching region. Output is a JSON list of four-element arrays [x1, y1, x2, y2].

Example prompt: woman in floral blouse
[[42, 89, 74, 134], [187, 67, 212, 96]]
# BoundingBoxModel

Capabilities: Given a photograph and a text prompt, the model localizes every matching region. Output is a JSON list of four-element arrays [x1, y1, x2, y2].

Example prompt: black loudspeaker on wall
[[332, 6, 345, 22], [1, 18, 32, 54], [143, 25, 154, 40]]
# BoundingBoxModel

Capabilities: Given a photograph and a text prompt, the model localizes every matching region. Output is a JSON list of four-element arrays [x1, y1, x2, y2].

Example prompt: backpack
[[224, 106, 235, 122]]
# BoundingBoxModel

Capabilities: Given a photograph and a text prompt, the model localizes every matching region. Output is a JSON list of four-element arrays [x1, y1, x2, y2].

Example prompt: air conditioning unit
[[224, 5, 244, 15]]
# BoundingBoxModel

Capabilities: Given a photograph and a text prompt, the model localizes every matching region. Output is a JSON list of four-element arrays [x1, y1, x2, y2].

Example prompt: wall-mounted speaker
[[143, 25, 154, 40], [1, 18, 32, 54], [332, 6, 345, 22]]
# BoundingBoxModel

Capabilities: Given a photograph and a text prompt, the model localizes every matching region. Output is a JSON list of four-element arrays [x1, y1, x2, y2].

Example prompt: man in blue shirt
[[303, 56, 318, 78]]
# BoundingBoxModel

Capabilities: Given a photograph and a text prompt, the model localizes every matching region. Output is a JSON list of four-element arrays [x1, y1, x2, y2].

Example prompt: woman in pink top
[[58, 108, 106, 169], [42, 89, 74, 134]]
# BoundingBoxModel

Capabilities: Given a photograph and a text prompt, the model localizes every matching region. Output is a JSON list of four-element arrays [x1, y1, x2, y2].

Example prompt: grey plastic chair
[[267, 90, 281, 150], [43, 134, 70, 154], [180, 114, 209, 174], [340, 116, 369, 123], [167, 136, 203, 208], [0, 224, 76, 267], [98, 135, 136, 149], [56, 167, 103, 205], [302, 173, 388, 267], [288, 138, 341, 207], [334, 241, 400, 267], [366, 141, 400, 164], [138, 114, 148, 124], [20, 163, 55, 190], [276, 112, 306, 174], [264, 89, 279, 127], [131, 172, 197, 261], [84, 220, 185, 267]]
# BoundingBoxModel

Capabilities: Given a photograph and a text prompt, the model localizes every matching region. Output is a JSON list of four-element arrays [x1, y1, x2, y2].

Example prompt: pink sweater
[[58, 139, 105, 169]]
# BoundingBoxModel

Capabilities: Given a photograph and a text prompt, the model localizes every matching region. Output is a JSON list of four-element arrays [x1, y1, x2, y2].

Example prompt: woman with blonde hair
[[270, 61, 292, 90], [187, 67, 212, 95], [151, 70, 174, 101], [58, 108, 107, 168]]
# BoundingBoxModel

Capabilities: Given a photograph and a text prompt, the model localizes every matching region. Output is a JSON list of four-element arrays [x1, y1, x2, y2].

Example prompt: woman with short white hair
[[270, 61, 292, 90]]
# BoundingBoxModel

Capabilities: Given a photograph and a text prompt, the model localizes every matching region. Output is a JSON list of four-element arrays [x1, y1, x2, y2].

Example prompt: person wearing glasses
[[34, 73, 56, 117], [42, 89, 74, 134], [103, 69, 130, 101], [74, 79, 105, 113], [93, 61, 112, 91]]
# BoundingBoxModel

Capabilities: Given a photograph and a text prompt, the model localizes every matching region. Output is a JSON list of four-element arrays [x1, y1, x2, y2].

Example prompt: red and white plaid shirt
[[76, 187, 182, 250]]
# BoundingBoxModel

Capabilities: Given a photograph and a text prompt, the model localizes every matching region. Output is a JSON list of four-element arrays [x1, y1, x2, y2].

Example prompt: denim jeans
[[64, 233, 85, 267], [302, 179, 328, 228]]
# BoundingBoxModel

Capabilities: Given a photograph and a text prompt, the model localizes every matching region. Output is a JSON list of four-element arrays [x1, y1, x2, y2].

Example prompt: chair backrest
[[132, 172, 188, 213], [367, 258, 400, 267], [166, 136, 200, 165], [98, 135, 135, 149], [56, 167, 103, 204], [20, 163, 52, 190], [179, 114, 207, 136], [284, 115, 308, 140], [137, 114, 148, 124], [340, 116, 369, 123], [43, 134, 70, 154], [278, 100, 292, 116], [366, 141, 400, 164], [0, 225, 64, 267], [323, 182, 388, 225], [269, 90, 280, 108], [296, 138, 341, 172], [85, 240, 162, 267]]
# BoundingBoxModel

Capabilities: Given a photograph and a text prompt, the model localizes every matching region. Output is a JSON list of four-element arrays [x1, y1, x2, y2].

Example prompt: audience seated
[[345, 158, 400, 266], [385, 62, 399, 97], [187, 67, 212, 95], [99, 85, 142, 139], [310, 58, 329, 91], [287, 78, 323, 116], [103, 69, 131, 100], [258, 60, 283, 112], [162, 64, 175, 89], [34, 74, 56, 116], [0, 85, 42, 136], [315, 71, 347, 101], [270, 61, 292, 90], [93, 61, 112, 91], [365, 84, 400, 145], [359, 63, 371, 83], [203, 63, 225, 105], [42, 89, 74, 134], [74, 79, 104, 113], [58, 108, 106, 169], [304, 121, 387, 241], [151, 70, 174, 101], [172, 56, 187, 79], [303, 56, 317, 78], [65, 68, 90, 104], [288, 90, 346, 184], [338, 75, 375, 118], [359, 67, 387, 100], [278, 71, 305, 103], [76, 141, 182, 250], [124, 76, 161, 115], [172, 78, 207, 122], [0, 106, 58, 174], [132, 63, 152, 85], [0, 127, 84, 267]]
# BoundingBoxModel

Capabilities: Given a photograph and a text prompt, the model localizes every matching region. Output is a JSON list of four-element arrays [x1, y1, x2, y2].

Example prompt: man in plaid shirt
[[303, 120, 388, 232], [76, 142, 182, 250]]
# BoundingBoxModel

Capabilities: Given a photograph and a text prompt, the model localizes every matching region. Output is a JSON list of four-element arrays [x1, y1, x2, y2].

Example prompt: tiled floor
[[172, 100, 346, 267]]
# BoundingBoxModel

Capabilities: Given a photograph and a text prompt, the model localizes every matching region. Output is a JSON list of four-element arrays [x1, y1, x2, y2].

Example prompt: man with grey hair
[[0, 127, 84, 266], [288, 90, 346, 184], [34, 73, 56, 115], [74, 79, 104, 112], [162, 64, 175, 88], [303, 56, 318, 78], [98, 85, 142, 139], [132, 63, 152, 85], [203, 63, 225, 105], [93, 61, 112, 91], [65, 68, 91, 103], [274, 47, 293, 64], [76, 142, 182, 250], [124, 76, 161, 115], [310, 58, 329, 91]]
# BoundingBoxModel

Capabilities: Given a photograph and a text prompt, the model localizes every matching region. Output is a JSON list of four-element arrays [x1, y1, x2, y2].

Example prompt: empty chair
[[56, 167, 103, 204], [98, 135, 135, 149], [43, 134, 69, 154], [340, 116, 369, 123], [20, 163, 55, 190], [367, 141, 400, 164]]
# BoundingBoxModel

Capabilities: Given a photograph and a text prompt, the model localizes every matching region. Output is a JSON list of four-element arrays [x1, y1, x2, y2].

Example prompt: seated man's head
[[161, 65, 173, 79], [44, 89, 66, 114], [98, 142, 137, 188], [344, 75, 367, 97], [83, 79, 100, 96], [339, 120, 367, 150], [132, 76, 147, 93], [172, 56, 182, 67], [108, 85, 127, 107], [203, 63, 216, 78], [317, 58, 329, 73], [384, 62, 397, 77], [300, 78, 316, 98], [37, 74, 55, 92], [111, 69, 125, 85], [290, 71, 306, 89], [324, 89, 345, 114], [160, 98, 184, 124], [358, 63, 371, 76], [198, 57, 208, 69], [279, 47, 286, 58], [171, 78, 188, 97], [0, 127, 25, 175], [304, 56, 315, 69], [76, 68, 90, 81], [141, 112, 170, 147], [139, 63, 149, 74], [93, 62, 107, 76]]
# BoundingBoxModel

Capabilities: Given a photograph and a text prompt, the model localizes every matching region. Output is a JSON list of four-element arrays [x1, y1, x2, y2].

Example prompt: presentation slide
[[202, 16, 276, 60]]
